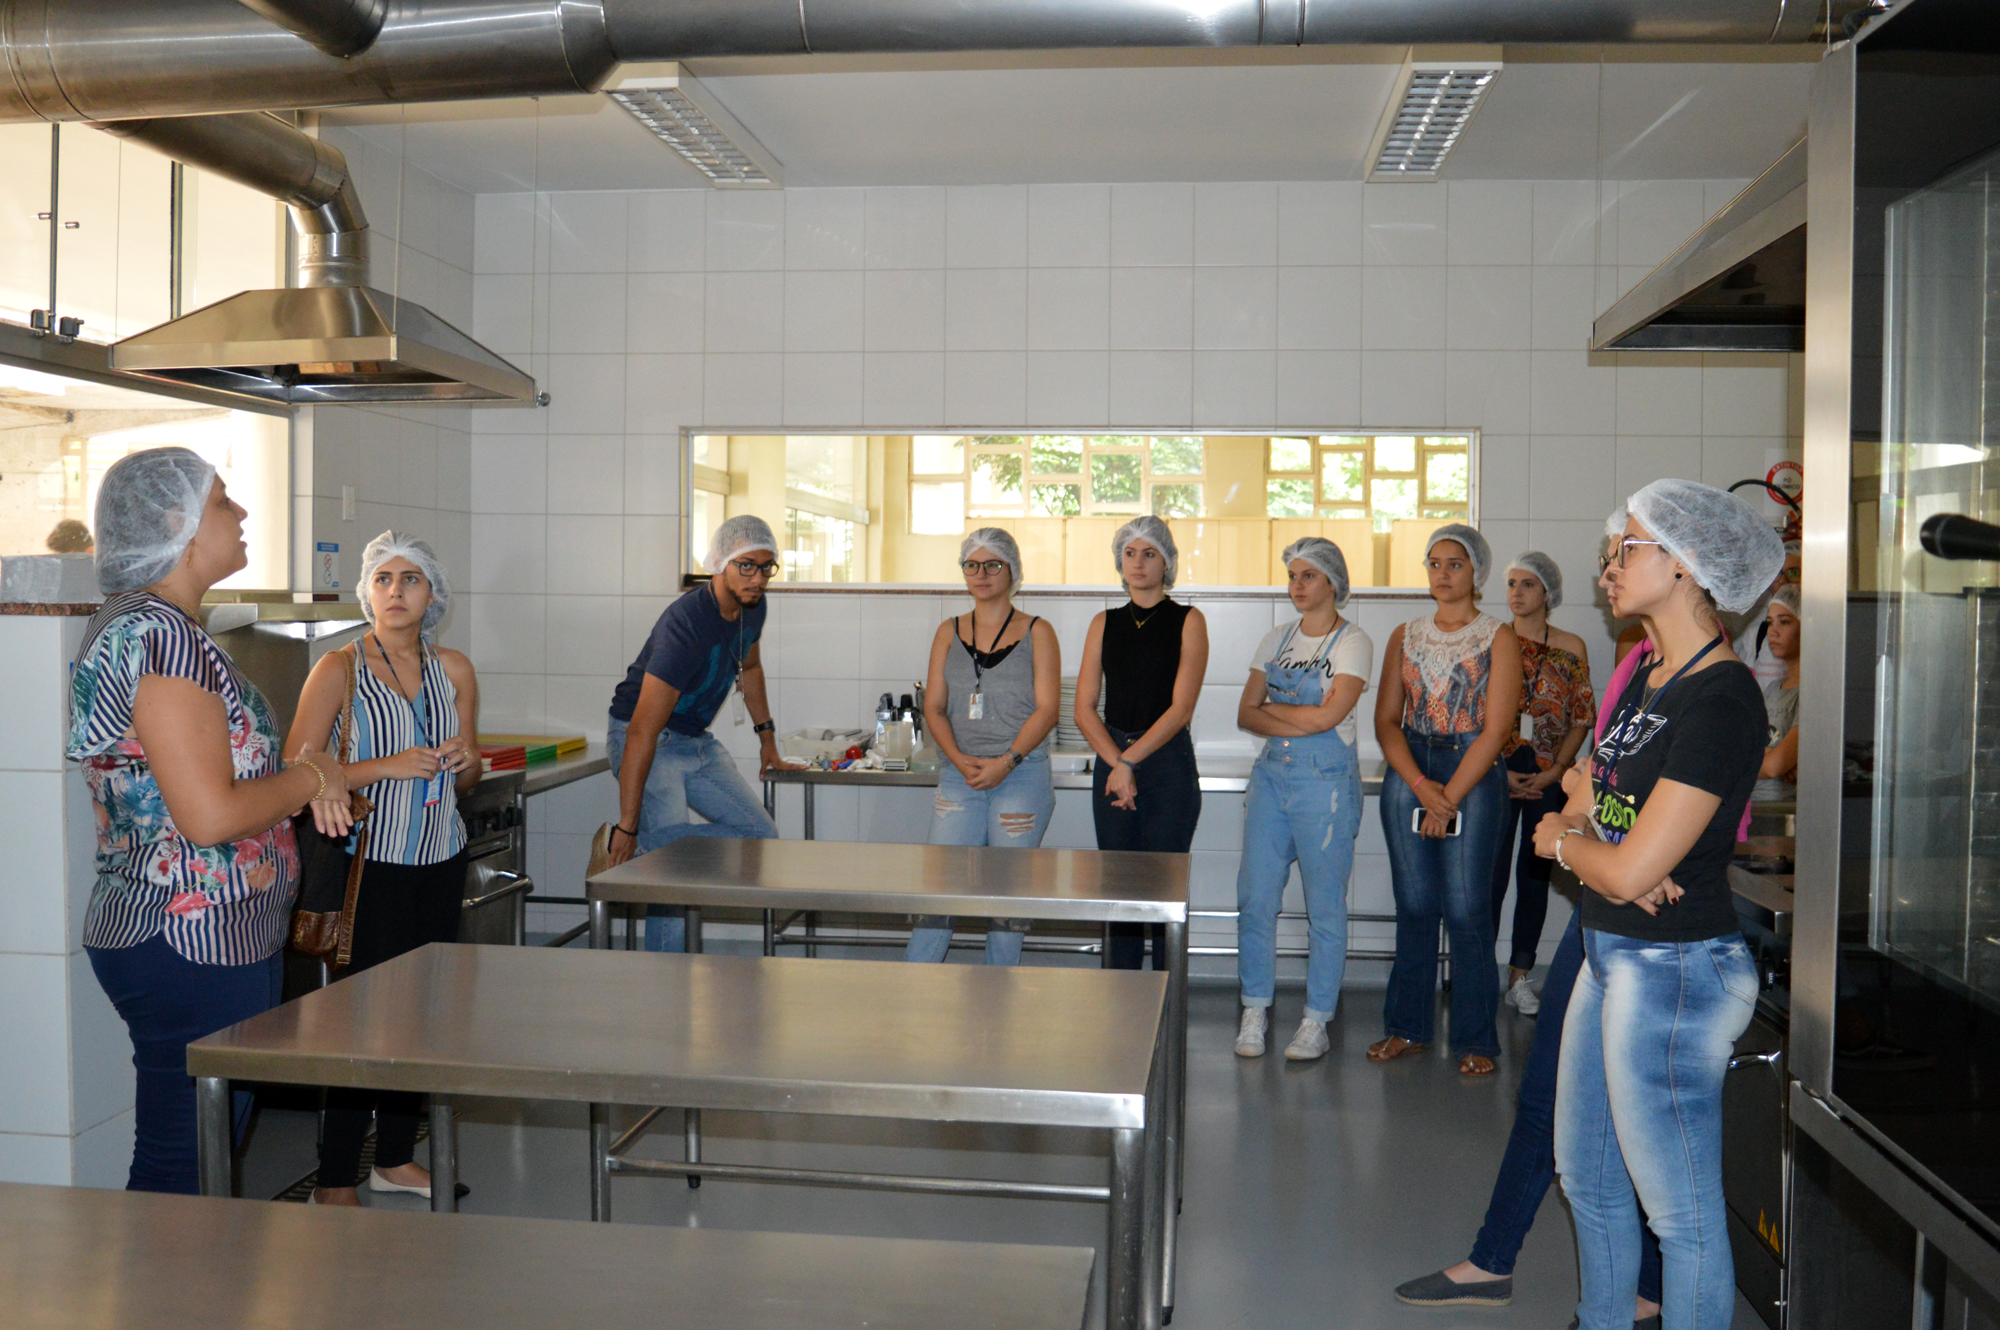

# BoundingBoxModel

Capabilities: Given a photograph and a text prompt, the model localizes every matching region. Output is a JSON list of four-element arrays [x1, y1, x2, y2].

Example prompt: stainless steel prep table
[[587, 836, 1192, 1317], [187, 942, 1169, 1330], [0, 1179, 1096, 1330]]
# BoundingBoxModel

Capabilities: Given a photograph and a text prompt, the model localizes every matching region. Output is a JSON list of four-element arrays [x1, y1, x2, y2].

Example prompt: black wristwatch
[[753, 720, 776, 735]]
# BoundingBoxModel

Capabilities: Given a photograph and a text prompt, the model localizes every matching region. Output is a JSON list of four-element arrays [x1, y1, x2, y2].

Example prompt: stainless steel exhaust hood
[[1590, 138, 1806, 353], [102, 111, 536, 406]]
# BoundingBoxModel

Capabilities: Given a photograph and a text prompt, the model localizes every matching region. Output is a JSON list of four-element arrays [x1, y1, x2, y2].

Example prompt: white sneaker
[[1234, 1006, 1268, 1057], [1506, 975, 1541, 1016], [1283, 1018, 1330, 1061]]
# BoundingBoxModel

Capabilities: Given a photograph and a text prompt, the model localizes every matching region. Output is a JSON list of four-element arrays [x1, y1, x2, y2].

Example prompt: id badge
[[424, 771, 447, 806], [731, 685, 747, 727], [967, 690, 985, 721], [1519, 711, 1535, 743]]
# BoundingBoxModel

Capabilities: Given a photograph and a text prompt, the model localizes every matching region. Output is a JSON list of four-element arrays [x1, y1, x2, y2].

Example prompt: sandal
[[1367, 1036, 1426, 1062], [1459, 1054, 1497, 1076]]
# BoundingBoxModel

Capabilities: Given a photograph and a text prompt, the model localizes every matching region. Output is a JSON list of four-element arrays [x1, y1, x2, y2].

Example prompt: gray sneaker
[[1234, 1006, 1267, 1057], [1393, 1269, 1513, 1307]]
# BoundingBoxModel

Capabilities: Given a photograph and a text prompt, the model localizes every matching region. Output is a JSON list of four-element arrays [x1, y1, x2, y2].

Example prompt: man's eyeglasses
[[729, 558, 780, 578], [961, 559, 1010, 577], [1598, 536, 1664, 574]]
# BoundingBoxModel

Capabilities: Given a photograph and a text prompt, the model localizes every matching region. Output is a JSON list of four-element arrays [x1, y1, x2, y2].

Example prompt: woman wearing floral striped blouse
[[70, 448, 351, 1194], [289, 530, 479, 1206]]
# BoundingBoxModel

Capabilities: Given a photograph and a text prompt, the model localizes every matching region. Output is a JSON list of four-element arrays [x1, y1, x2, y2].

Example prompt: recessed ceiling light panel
[[1365, 56, 1502, 184], [608, 63, 783, 189]]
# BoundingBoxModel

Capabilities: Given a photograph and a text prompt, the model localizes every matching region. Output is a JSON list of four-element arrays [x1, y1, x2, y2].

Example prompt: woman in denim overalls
[[1233, 537, 1375, 1061]]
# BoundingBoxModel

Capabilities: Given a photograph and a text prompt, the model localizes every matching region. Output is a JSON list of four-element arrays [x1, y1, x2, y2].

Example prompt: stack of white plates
[[1056, 676, 1103, 751]]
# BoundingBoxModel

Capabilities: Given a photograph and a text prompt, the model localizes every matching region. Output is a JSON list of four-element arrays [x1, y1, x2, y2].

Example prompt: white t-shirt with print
[[1249, 619, 1376, 746]]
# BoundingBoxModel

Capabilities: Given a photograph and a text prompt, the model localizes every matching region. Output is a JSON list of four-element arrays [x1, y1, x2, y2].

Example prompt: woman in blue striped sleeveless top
[[288, 530, 480, 1207]]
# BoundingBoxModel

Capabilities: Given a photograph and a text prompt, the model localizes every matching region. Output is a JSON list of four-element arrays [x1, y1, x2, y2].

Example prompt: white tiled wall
[[464, 173, 1799, 977]]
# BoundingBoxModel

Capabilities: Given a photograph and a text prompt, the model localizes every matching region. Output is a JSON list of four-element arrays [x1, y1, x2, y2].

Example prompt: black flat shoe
[[1395, 1269, 1512, 1307]]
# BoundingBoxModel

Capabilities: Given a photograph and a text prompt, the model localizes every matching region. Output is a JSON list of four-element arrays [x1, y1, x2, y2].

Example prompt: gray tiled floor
[[240, 982, 1763, 1329]]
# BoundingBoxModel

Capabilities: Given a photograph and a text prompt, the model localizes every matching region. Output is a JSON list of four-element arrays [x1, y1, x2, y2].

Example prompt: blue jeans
[[1468, 914, 1663, 1304], [1235, 736, 1364, 1021], [1093, 727, 1200, 970], [1380, 730, 1506, 1057], [606, 716, 776, 952], [908, 754, 1053, 965], [1492, 745, 1562, 972], [1556, 929, 1757, 1330], [86, 933, 283, 1194]]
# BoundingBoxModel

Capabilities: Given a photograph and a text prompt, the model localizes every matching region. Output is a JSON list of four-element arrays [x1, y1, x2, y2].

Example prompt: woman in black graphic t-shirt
[[1530, 479, 1781, 1330]]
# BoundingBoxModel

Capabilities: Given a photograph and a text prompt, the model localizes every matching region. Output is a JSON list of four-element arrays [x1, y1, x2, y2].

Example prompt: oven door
[[460, 851, 531, 946]]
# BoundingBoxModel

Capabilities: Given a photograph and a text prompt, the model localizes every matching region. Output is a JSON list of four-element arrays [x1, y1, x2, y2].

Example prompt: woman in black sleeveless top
[[1075, 515, 1209, 969]]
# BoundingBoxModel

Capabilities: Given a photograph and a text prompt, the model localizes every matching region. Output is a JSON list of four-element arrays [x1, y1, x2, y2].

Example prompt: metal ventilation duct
[[1590, 139, 1807, 353], [101, 113, 534, 405], [0, 0, 1862, 125]]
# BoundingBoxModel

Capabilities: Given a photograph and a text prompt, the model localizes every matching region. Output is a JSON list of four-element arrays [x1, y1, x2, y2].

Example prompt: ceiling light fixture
[[607, 63, 783, 189], [1364, 52, 1502, 184]]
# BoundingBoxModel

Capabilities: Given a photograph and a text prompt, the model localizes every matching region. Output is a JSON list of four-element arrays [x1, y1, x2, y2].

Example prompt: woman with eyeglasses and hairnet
[[1372, 523, 1522, 1077], [1229, 536, 1374, 1061], [1492, 552, 1596, 1016], [68, 447, 351, 1193], [907, 528, 1061, 966], [1532, 479, 1781, 1330], [289, 531, 479, 1206], [1073, 516, 1209, 970]]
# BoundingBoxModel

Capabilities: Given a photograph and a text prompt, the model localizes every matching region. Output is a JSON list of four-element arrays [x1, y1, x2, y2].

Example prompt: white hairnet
[[93, 446, 218, 594], [1280, 536, 1351, 608], [960, 527, 1022, 586], [1625, 478, 1785, 615], [1769, 584, 1800, 619], [1506, 551, 1564, 611], [705, 514, 778, 575], [1113, 515, 1178, 589], [359, 530, 453, 638], [1425, 523, 1492, 589]]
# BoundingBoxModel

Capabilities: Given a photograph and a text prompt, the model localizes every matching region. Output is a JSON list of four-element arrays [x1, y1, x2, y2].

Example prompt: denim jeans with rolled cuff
[[606, 715, 776, 953], [1556, 928, 1756, 1330], [1092, 726, 1200, 970], [1379, 728, 1506, 1058], [907, 752, 1053, 965]]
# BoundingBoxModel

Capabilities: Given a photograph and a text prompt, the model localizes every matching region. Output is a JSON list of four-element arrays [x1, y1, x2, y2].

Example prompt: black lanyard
[[1600, 634, 1724, 787], [965, 606, 1016, 694], [372, 633, 430, 748]]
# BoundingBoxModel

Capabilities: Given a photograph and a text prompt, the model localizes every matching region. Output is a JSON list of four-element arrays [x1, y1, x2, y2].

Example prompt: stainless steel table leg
[[1101, 921, 1113, 970], [762, 908, 776, 957], [1107, 1126, 1146, 1330], [1162, 918, 1188, 1312], [624, 903, 638, 950], [806, 911, 819, 958], [589, 1102, 612, 1221], [684, 1107, 702, 1189], [1143, 1046, 1167, 1330], [762, 777, 776, 821], [802, 784, 815, 840], [428, 1098, 458, 1214], [589, 899, 611, 949], [195, 1076, 232, 1198], [686, 906, 703, 954]]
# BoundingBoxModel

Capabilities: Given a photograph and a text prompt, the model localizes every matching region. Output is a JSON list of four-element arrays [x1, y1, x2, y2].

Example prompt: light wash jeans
[[1235, 736, 1363, 1021], [1555, 928, 1758, 1330], [606, 716, 776, 952], [906, 753, 1053, 965]]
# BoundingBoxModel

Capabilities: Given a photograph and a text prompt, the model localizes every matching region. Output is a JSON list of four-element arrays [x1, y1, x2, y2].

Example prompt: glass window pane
[[1269, 436, 1311, 472], [970, 452, 1023, 505], [1151, 435, 1204, 474], [1321, 507, 1367, 520], [1426, 451, 1469, 503], [1422, 436, 1471, 449], [785, 435, 857, 502], [1372, 477, 1418, 527], [1098, 434, 1147, 449], [910, 481, 964, 535], [784, 509, 856, 584], [1031, 482, 1081, 516], [690, 490, 712, 570], [911, 434, 964, 474], [1031, 434, 1084, 474], [691, 435, 720, 466], [1320, 451, 1364, 503], [1091, 452, 1142, 505], [1152, 483, 1201, 518], [1375, 435, 1417, 472], [1319, 435, 1368, 448], [1267, 477, 1314, 518]]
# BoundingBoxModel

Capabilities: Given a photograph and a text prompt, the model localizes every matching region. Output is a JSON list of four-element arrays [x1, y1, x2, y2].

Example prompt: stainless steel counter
[[0, 1180, 1096, 1330]]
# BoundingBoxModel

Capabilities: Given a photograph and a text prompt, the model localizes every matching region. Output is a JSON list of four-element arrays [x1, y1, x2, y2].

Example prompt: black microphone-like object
[[1920, 512, 2000, 562]]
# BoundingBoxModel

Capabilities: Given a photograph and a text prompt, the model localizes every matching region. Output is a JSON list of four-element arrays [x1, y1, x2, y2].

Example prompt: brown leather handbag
[[288, 645, 374, 969]]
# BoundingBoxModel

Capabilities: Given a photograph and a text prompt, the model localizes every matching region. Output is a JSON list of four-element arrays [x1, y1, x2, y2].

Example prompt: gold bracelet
[[292, 755, 327, 802]]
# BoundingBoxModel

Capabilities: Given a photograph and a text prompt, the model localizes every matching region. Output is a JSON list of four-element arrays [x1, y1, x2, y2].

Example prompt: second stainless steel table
[[187, 942, 1168, 1330], [587, 836, 1191, 1318]]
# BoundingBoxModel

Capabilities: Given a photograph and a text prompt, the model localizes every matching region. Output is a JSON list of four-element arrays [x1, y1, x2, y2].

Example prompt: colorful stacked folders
[[477, 733, 587, 773]]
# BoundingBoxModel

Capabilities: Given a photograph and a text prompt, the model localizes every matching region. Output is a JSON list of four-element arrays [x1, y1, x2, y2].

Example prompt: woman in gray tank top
[[907, 527, 1061, 965]]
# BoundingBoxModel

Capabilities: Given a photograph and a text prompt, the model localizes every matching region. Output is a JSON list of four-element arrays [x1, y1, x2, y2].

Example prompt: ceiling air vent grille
[[607, 64, 783, 189], [1366, 58, 1502, 184]]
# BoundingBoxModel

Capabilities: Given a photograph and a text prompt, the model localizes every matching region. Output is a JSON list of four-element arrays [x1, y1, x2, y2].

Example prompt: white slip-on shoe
[[1283, 1018, 1331, 1061], [368, 1167, 431, 1199], [1234, 1006, 1268, 1057], [1506, 975, 1542, 1016]]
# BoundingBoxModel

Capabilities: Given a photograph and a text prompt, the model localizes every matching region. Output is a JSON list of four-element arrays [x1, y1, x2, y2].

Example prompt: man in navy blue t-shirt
[[604, 514, 794, 951]]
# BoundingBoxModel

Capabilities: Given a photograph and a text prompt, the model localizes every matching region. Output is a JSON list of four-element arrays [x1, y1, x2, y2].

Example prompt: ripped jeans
[[906, 751, 1053, 965]]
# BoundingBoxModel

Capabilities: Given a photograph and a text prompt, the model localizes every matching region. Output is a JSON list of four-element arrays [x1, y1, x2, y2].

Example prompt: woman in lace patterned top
[[1371, 523, 1522, 1076]]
